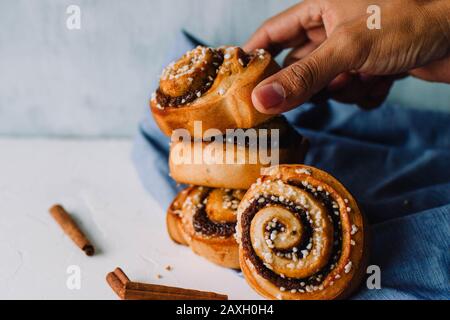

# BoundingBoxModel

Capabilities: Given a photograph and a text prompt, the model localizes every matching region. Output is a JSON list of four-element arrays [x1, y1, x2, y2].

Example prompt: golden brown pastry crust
[[168, 117, 309, 189], [151, 46, 280, 138], [236, 165, 369, 300], [166, 188, 190, 246], [166, 186, 246, 269]]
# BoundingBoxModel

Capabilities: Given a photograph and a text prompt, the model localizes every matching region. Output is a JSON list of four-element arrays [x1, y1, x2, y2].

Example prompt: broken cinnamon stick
[[106, 268, 127, 298], [106, 267, 227, 300], [49, 204, 95, 256]]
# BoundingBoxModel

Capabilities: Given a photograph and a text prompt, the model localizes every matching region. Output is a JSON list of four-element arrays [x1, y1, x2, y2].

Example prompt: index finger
[[243, 1, 322, 56]]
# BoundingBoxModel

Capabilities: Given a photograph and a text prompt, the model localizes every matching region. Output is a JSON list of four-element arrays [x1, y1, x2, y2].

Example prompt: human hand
[[244, 0, 450, 113]]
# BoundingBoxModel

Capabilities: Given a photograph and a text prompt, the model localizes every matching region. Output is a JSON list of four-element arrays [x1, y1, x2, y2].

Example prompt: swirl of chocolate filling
[[191, 187, 245, 238], [240, 181, 343, 291], [156, 46, 252, 108]]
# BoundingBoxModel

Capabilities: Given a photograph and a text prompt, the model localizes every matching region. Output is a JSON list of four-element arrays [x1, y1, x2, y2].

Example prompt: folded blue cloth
[[132, 31, 450, 300]]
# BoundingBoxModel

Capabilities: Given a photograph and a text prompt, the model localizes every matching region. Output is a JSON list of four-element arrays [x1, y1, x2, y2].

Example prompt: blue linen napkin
[[132, 31, 450, 300]]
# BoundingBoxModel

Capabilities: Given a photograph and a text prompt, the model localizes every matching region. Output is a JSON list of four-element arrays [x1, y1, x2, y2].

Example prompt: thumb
[[252, 35, 355, 114]]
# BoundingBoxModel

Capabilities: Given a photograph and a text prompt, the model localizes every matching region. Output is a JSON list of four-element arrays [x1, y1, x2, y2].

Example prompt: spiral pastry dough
[[236, 165, 368, 300], [167, 186, 246, 269], [151, 46, 280, 138]]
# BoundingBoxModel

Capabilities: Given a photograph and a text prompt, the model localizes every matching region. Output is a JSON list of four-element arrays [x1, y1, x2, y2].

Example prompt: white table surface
[[0, 138, 261, 299]]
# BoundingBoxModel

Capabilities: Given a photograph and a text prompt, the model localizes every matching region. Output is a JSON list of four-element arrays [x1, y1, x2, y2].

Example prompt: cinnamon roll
[[166, 187, 190, 246], [168, 116, 309, 189], [167, 186, 246, 269], [151, 46, 280, 138], [237, 165, 368, 300]]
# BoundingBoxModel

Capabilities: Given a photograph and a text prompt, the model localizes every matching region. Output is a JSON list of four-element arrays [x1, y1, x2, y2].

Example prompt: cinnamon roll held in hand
[[236, 165, 368, 300], [167, 186, 246, 269], [151, 46, 280, 138]]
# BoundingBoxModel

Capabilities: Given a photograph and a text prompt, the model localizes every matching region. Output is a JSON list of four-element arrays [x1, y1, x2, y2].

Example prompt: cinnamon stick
[[106, 267, 227, 300], [112, 267, 130, 284], [49, 204, 95, 256], [106, 268, 127, 298]]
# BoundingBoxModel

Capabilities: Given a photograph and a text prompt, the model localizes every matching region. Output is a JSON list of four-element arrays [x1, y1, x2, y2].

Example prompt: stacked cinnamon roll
[[150, 46, 367, 299], [151, 46, 277, 138], [237, 165, 368, 300]]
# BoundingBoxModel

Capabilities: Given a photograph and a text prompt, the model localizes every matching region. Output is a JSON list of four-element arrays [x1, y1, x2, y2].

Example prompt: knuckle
[[261, 18, 276, 34], [258, 19, 278, 43], [333, 25, 369, 67], [260, 20, 271, 32], [284, 59, 321, 94], [335, 25, 362, 47]]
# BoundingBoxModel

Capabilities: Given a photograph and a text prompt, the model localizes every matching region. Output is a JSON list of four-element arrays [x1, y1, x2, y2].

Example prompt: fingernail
[[253, 82, 285, 110]]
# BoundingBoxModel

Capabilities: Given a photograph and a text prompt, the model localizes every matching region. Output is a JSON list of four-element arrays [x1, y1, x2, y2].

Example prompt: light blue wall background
[[0, 0, 448, 138]]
